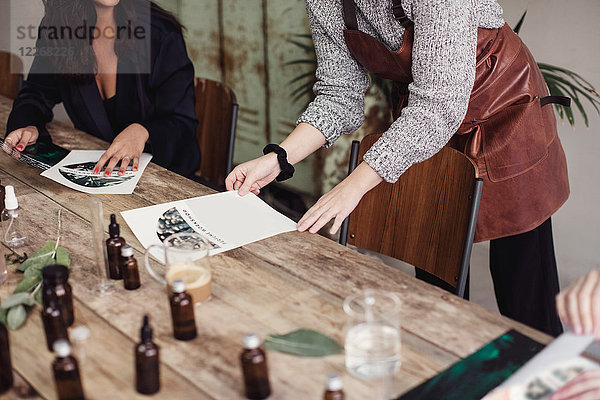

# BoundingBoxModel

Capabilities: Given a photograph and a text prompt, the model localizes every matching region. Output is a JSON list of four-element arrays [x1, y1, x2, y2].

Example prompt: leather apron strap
[[343, 0, 414, 30], [392, 0, 414, 29]]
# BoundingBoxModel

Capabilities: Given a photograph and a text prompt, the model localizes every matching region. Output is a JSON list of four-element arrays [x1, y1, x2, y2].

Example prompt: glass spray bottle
[[1, 186, 26, 248]]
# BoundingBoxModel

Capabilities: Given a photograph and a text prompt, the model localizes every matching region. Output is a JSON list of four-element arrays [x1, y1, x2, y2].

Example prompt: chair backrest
[[0, 52, 23, 99], [194, 77, 238, 189], [343, 133, 482, 297]]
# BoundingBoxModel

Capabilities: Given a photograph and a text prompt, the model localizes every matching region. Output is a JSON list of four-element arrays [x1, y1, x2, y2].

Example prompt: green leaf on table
[[17, 241, 55, 272], [32, 241, 56, 258], [13, 275, 41, 294], [55, 246, 70, 267], [23, 255, 54, 278], [34, 287, 43, 305], [0, 308, 7, 325], [1, 292, 35, 309], [264, 329, 343, 357], [7, 305, 27, 330]]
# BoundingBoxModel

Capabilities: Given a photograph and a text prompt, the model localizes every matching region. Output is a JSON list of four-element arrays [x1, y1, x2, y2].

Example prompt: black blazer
[[6, 10, 200, 178]]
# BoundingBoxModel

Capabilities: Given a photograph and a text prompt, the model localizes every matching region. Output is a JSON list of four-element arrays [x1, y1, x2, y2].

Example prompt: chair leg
[[339, 140, 361, 246], [456, 178, 483, 298]]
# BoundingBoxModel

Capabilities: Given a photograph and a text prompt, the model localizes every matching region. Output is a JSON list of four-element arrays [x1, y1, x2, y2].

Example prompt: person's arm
[[226, 0, 369, 194], [4, 41, 62, 152], [299, 0, 479, 234], [94, 30, 199, 176], [556, 269, 600, 337]]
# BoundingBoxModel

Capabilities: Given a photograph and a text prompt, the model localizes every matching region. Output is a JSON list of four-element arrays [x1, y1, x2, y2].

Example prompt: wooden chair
[[194, 77, 238, 190], [0, 52, 24, 99], [339, 133, 483, 298]]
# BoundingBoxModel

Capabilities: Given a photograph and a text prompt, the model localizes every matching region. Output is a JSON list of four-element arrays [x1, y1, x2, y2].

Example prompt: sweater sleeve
[[363, 0, 478, 183], [296, 0, 370, 147]]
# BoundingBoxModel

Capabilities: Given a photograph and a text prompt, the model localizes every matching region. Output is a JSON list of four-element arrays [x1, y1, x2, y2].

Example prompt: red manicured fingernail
[[17, 145, 23, 151], [118, 171, 124, 176], [93, 168, 99, 174], [104, 171, 110, 176], [133, 167, 138, 171]]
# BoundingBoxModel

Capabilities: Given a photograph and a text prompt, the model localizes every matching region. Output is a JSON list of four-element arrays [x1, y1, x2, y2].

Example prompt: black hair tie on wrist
[[263, 144, 295, 182]]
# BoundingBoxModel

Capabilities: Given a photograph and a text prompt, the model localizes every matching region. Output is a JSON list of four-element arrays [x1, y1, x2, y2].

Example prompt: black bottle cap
[[42, 264, 69, 284], [141, 315, 152, 341], [109, 214, 120, 238]]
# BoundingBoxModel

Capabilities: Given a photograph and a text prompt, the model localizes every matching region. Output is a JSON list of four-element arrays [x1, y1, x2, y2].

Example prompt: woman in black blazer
[[4, 0, 200, 178]]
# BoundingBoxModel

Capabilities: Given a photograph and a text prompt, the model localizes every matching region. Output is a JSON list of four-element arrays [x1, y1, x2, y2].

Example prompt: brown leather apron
[[342, 0, 570, 242]]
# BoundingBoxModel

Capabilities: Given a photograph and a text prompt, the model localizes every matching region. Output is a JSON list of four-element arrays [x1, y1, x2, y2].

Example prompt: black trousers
[[416, 218, 563, 337]]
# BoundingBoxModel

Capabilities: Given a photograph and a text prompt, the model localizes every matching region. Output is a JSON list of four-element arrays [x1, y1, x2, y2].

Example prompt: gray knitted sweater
[[298, 0, 504, 183]]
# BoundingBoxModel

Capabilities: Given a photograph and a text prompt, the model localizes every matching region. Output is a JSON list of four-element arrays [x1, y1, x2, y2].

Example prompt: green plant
[[514, 11, 600, 127], [287, 11, 600, 127]]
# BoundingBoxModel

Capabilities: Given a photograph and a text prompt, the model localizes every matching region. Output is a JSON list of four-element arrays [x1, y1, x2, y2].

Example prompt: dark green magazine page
[[0, 137, 69, 170], [398, 330, 545, 400]]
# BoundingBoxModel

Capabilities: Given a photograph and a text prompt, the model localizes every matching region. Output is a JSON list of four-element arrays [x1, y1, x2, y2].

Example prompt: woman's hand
[[3, 126, 39, 153], [297, 162, 383, 235], [93, 123, 149, 176], [556, 270, 600, 337], [225, 153, 281, 196], [548, 370, 600, 400]]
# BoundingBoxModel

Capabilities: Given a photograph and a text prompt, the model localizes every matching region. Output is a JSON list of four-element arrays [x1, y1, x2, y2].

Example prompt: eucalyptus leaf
[[264, 329, 343, 357], [13, 275, 41, 294], [7, 305, 27, 330], [18, 251, 54, 272], [1, 292, 35, 309], [34, 287, 43, 305], [23, 255, 54, 279], [55, 246, 70, 267], [0, 308, 7, 325]]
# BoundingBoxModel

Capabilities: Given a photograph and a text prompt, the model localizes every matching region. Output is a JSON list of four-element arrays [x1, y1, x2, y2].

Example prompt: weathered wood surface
[[0, 95, 551, 399]]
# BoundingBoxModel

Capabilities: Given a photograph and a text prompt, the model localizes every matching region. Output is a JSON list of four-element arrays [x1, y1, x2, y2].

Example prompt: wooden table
[[0, 95, 551, 400]]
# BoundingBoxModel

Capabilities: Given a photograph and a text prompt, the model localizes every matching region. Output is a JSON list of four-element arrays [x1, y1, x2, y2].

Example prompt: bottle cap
[[326, 374, 343, 391], [120, 245, 134, 258], [42, 264, 69, 284], [4, 185, 18, 210], [53, 339, 71, 357], [71, 326, 90, 343], [243, 333, 260, 349], [172, 279, 186, 293], [141, 314, 153, 341], [108, 214, 120, 238]]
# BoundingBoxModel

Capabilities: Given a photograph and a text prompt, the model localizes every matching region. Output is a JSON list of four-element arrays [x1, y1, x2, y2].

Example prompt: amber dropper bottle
[[42, 291, 69, 351], [42, 265, 75, 327], [0, 319, 13, 394], [106, 214, 125, 280], [52, 339, 84, 400], [240, 334, 271, 399], [135, 315, 160, 395], [121, 245, 141, 290], [169, 279, 197, 341], [323, 374, 345, 400]]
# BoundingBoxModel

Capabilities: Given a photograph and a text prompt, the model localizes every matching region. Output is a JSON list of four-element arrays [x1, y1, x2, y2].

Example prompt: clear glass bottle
[[42, 292, 70, 351], [121, 245, 141, 290], [0, 320, 13, 394], [240, 334, 271, 400], [106, 214, 125, 280], [323, 374, 345, 400], [1, 186, 26, 248], [42, 265, 74, 327], [0, 245, 7, 285], [169, 279, 197, 341], [135, 315, 160, 395], [52, 340, 84, 400]]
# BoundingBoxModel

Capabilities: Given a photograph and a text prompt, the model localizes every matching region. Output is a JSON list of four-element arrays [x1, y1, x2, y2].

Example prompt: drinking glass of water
[[344, 289, 401, 398]]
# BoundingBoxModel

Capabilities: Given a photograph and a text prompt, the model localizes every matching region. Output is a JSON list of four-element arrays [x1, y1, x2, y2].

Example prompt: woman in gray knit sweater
[[226, 0, 569, 336]]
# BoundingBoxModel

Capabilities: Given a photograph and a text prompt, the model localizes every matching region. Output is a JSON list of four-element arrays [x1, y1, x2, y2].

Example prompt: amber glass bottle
[[42, 292, 69, 351], [0, 321, 14, 394], [323, 374, 345, 400], [121, 245, 141, 290], [135, 315, 160, 395], [42, 265, 74, 327], [169, 280, 197, 341], [52, 340, 84, 400], [106, 214, 125, 280], [240, 334, 271, 399]]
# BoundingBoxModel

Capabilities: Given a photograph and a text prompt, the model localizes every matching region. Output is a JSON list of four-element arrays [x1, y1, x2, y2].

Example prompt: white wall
[[471, 0, 600, 310]]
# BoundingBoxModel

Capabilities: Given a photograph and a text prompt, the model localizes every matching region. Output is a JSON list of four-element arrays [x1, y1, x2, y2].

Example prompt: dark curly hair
[[39, 0, 183, 80]]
